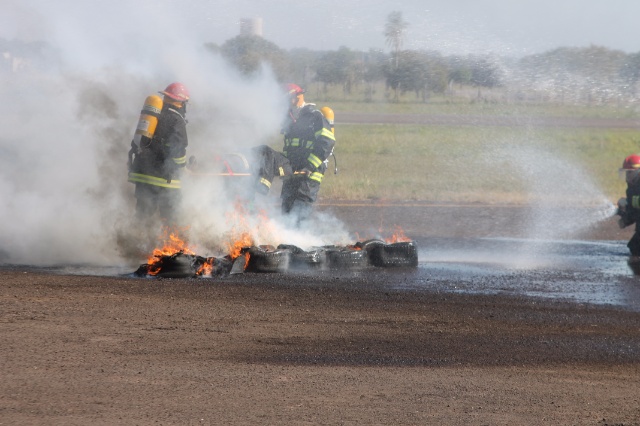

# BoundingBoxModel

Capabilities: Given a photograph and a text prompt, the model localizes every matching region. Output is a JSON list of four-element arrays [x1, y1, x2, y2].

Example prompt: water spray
[[593, 200, 619, 222]]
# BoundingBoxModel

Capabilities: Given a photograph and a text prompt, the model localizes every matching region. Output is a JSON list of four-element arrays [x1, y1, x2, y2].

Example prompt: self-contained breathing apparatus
[[128, 95, 163, 169], [320, 106, 338, 175]]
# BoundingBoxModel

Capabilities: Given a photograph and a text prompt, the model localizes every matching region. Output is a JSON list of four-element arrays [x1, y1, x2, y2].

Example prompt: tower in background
[[239, 18, 263, 37]]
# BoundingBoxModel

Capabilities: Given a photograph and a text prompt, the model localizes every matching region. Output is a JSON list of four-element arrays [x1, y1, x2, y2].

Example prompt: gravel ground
[[1, 203, 640, 425]]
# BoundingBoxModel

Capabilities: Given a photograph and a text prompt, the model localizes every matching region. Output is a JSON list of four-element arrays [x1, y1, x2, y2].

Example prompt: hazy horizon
[[2, 0, 639, 59]]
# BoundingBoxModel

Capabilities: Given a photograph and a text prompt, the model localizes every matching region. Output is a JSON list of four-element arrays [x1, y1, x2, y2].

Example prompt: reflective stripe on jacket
[[128, 173, 182, 189], [282, 104, 335, 180], [128, 104, 188, 188]]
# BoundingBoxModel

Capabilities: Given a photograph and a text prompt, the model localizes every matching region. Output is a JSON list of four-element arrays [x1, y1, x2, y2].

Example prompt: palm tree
[[384, 11, 408, 101], [384, 11, 408, 69]]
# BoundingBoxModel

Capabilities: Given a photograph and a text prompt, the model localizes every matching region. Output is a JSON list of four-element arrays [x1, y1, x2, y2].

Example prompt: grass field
[[255, 83, 640, 204], [318, 125, 640, 203], [311, 106, 640, 204]]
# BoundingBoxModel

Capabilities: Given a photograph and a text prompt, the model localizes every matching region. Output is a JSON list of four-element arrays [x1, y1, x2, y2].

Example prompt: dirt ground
[[1, 204, 640, 425]]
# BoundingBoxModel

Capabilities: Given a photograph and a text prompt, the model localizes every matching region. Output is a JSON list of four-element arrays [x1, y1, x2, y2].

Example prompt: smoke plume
[[0, 1, 349, 267]]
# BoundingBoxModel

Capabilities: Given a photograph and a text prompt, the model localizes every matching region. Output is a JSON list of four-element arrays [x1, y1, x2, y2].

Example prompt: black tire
[[355, 239, 386, 251], [154, 252, 202, 278], [278, 244, 328, 270], [133, 264, 151, 277], [200, 256, 234, 277], [277, 244, 304, 254], [247, 246, 291, 273], [355, 239, 386, 265], [369, 241, 418, 268], [326, 247, 369, 270]]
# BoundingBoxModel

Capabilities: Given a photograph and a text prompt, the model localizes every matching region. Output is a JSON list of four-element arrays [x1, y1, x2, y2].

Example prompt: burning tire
[[202, 256, 234, 277], [355, 239, 386, 252], [134, 252, 234, 278], [247, 246, 291, 273], [325, 246, 369, 270], [368, 241, 418, 268], [135, 252, 205, 278], [278, 244, 327, 270]]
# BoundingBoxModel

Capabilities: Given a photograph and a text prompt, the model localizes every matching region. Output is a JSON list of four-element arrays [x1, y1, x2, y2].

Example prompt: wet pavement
[[30, 235, 640, 313], [10, 204, 640, 312], [317, 202, 640, 311], [413, 236, 640, 311]]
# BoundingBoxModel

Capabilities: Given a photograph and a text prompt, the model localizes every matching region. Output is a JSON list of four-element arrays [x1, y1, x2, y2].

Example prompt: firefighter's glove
[[618, 218, 628, 229], [617, 198, 629, 218], [618, 197, 628, 212]]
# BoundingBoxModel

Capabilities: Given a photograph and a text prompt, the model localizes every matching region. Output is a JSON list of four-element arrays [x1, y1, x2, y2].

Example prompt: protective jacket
[[279, 103, 336, 220], [282, 104, 335, 184], [619, 177, 640, 226], [128, 103, 188, 188], [619, 176, 640, 255], [252, 145, 292, 194]]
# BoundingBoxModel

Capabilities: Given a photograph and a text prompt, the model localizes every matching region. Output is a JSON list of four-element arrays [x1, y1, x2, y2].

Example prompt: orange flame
[[383, 225, 411, 243], [197, 257, 216, 276], [226, 232, 253, 260], [214, 201, 254, 274], [146, 228, 195, 276], [222, 200, 257, 262]]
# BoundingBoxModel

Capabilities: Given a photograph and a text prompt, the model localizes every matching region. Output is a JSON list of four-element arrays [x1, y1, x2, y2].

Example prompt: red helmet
[[622, 154, 640, 170], [160, 82, 190, 102], [284, 83, 304, 97]]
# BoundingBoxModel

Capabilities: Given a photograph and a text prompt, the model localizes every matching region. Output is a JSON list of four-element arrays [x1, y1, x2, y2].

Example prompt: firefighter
[[280, 83, 336, 223], [128, 82, 189, 225], [616, 154, 640, 256]]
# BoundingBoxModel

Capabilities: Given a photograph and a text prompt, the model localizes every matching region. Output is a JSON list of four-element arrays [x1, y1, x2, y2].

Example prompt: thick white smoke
[[0, 1, 350, 267]]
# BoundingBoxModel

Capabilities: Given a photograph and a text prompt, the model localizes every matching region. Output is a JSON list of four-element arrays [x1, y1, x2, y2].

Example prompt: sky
[[2, 0, 639, 57]]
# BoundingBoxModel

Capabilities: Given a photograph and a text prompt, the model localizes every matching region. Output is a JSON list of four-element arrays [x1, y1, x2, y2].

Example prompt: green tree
[[517, 45, 627, 104], [315, 47, 358, 95], [383, 50, 448, 102], [447, 56, 473, 89], [362, 49, 387, 101], [287, 48, 321, 86], [396, 51, 428, 99], [470, 57, 503, 88], [213, 35, 290, 80]]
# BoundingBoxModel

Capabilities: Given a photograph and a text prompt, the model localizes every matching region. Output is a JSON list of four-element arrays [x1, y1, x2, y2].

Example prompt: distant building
[[239, 18, 263, 37]]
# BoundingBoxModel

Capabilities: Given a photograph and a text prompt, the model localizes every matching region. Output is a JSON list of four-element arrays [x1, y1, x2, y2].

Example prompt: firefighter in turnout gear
[[280, 83, 336, 223], [616, 154, 640, 256], [128, 82, 189, 224]]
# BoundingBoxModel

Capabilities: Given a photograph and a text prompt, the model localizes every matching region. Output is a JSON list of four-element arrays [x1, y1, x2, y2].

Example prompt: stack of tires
[[244, 240, 418, 273], [278, 244, 327, 270], [323, 245, 369, 270]]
